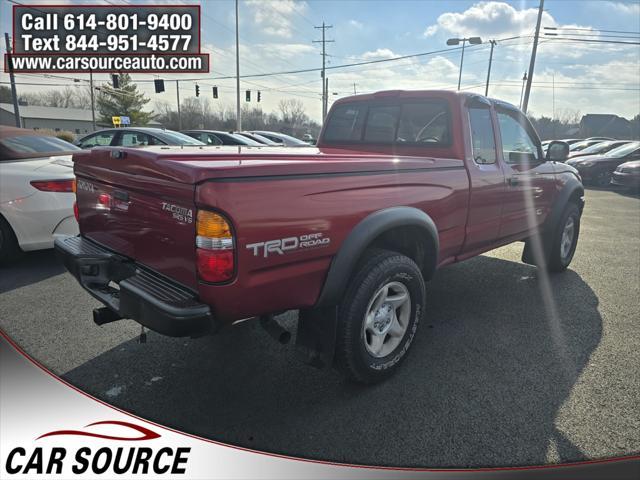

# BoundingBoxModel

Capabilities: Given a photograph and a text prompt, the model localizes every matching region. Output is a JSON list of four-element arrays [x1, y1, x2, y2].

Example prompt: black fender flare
[[314, 206, 439, 308], [522, 175, 584, 265]]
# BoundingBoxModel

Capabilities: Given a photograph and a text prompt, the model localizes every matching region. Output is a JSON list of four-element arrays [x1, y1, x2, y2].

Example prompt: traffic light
[[212, 86, 218, 99], [246, 90, 251, 102], [195, 84, 200, 97], [257, 91, 261, 102], [112, 74, 119, 89], [154, 79, 165, 93]]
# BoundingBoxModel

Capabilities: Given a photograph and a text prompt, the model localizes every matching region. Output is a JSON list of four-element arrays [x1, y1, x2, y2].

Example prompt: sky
[[1, 0, 639, 122]]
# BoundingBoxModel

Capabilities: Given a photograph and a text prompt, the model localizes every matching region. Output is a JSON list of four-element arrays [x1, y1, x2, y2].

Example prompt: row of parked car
[[542, 137, 640, 189], [73, 127, 314, 149], [0, 126, 314, 262]]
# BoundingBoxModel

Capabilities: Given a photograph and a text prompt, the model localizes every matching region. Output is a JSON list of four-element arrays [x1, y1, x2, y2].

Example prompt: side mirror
[[546, 140, 570, 162]]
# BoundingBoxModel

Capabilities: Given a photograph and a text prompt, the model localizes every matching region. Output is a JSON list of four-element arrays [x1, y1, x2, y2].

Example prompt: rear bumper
[[55, 235, 215, 337]]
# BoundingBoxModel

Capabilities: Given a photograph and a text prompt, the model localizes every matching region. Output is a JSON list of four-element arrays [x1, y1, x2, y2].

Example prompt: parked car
[[182, 130, 263, 146], [56, 90, 582, 384], [302, 133, 316, 144], [568, 140, 630, 159], [560, 138, 584, 145], [567, 141, 640, 186], [568, 139, 603, 152], [249, 131, 311, 147], [234, 132, 281, 146], [75, 128, 205, 149], [0, 127, 79, 262], [586, 137, 615, 142], [611, 160, 640, 191]]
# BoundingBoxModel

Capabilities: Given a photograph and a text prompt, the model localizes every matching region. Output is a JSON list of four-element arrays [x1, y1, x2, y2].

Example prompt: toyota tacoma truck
[[56, 90, 583, 383]]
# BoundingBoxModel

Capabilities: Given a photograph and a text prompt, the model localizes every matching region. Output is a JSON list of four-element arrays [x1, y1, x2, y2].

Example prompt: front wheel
[[335, 249, 426, 383], [593, 170, 612, 187], [547, 203, 581, 272]]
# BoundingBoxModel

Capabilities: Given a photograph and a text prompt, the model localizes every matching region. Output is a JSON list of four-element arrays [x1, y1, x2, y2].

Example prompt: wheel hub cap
[[363, 281, 412, 358], [561, 217, 575, 260]]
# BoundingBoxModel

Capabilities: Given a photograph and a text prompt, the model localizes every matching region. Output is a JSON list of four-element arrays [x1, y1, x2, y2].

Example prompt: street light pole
[[485, 39, 497, 97], [447, 37, 482, 91]]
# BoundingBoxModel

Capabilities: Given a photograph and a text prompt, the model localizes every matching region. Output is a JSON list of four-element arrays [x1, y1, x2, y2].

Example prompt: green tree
[[0, 85, 13, 103], [96, 74, 152, 126]]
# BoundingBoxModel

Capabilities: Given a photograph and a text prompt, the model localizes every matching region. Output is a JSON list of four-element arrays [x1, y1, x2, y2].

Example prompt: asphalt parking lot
[[1, 187, 638, 468]]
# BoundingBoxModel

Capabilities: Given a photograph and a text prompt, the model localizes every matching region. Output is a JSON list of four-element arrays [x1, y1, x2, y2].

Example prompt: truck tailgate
[[74, 150, 197, 290]]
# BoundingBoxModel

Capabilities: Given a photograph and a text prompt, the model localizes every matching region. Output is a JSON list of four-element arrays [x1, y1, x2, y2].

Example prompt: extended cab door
[[495, 105, 556, 239], [460, 97, 506, 256]]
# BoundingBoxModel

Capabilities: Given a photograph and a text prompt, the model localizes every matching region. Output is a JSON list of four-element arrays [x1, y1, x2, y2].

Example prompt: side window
[[363, 105, 400, 143], [120, 132, 152, 147], [207, 134, 223, 145], [468, 107, 497, 164], [497, 112, 540, 164], [78, 132, 115, 148], [323, 104, 366, 142]]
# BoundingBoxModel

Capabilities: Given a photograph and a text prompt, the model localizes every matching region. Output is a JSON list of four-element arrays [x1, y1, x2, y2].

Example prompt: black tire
[[592, 169, 612, 188], [547, 203, 580, 273], [0, 215, 21, 265], [334, 249, 426, 383]]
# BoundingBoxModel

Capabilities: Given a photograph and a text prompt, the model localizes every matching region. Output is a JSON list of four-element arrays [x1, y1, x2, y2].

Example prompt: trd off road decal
[[246, 232, 330, 258]]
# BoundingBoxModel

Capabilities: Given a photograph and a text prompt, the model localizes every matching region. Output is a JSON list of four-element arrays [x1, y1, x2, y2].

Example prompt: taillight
[[196, 210, 234, 282], [30, 179, 74, 192], [73, 201, 79, 221]]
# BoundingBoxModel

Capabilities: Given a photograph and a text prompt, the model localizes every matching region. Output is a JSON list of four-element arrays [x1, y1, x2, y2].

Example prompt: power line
[[543, 37, 640, 45], [544, 26, 640, 35]]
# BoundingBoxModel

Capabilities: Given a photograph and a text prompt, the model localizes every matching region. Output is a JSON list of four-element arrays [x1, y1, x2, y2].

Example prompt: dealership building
[[0, 103, 162, 134]]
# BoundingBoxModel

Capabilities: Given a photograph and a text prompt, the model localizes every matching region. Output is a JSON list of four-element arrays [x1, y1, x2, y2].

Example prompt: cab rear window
[[323, 99, 451, 146]]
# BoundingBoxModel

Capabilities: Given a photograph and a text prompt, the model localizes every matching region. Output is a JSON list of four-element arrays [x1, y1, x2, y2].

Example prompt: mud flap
[[295, 306, 338, 369], [522, 230, 549, 267]]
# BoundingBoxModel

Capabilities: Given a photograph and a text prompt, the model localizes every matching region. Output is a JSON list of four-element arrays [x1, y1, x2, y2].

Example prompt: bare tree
[[278, 99, 308, 130]]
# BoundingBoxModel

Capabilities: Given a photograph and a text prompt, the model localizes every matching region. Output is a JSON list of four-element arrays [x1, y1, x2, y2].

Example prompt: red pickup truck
[[56, 90, 583, 383]]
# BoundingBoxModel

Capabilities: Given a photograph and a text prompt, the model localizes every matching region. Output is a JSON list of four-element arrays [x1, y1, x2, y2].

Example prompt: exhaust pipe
[[260, 315, 291, 344], [93, 307, 122, 326]]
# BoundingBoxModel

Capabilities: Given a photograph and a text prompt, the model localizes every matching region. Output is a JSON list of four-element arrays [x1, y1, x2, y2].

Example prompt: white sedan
[[0, 127, 79, 262]]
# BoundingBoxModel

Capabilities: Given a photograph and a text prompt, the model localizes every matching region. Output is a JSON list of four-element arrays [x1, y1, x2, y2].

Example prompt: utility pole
[[521, 0, 544, 113], [552, 72, 555, 119], [235, 0, 242, 131], [89, 70, 96, 131], [314, 22, 333, 121], [176, 80, 182, 130], [484, 39, 497, 97], [5, 33, 21, 128], [324, 77, 329, 115], [353, 83, 357, 95], [519, 72, 528, 109]]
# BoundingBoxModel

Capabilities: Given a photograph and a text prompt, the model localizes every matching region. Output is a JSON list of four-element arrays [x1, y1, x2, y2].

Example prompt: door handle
[[508, 176, 519, 187]]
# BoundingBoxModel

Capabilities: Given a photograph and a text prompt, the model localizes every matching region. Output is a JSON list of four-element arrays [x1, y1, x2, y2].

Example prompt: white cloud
[[604, 1, 640, 14], [349, 19, 364, 30], [245, 0, 308, 38], [423, 25, 438, 37], [361, 48, 397, 60], [426, 1, 556, 39]]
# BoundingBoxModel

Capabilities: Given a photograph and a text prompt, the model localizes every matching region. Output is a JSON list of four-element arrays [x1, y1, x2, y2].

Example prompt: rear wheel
[[547, 203, 580, 272], [593, 169, 612, 187], [0, 215, 21, 264], [335, 249, 425, 383]]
